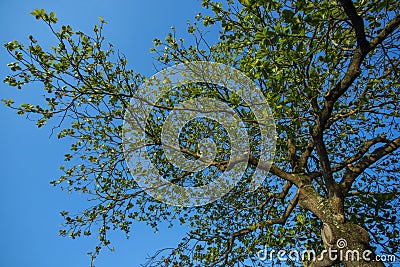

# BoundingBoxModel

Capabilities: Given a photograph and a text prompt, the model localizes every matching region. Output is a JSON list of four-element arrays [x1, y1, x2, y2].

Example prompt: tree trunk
[[298, 184, 385, 267], [317, 221, 385, 267]]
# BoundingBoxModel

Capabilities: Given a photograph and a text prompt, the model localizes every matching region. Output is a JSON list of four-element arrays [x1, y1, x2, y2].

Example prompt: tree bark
[[298, 183, 385, 267]]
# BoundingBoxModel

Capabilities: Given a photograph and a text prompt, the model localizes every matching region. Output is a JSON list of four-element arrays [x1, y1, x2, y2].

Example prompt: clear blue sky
[[0, 1, 212, 266]]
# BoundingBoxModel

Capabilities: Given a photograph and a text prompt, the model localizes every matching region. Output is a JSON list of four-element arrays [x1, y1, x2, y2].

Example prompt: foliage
[[3, 1, 400, 266]]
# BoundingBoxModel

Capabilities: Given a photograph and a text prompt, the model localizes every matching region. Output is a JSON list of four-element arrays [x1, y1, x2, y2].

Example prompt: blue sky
[[0, 1, 212, 266]]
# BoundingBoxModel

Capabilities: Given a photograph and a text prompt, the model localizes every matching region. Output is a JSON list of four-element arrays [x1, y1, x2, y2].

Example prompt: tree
[[3, 1, 400, 266]]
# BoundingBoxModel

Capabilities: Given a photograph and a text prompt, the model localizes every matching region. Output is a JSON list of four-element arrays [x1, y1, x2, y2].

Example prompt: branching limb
[[332, 134, 389, 173], [311, 13, 400, 198], [340, 136, 400, 193], [210, 153, 302, 186]]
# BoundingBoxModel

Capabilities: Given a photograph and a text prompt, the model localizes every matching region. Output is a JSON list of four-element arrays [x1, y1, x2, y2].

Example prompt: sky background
[[0, 1, 216, 266]]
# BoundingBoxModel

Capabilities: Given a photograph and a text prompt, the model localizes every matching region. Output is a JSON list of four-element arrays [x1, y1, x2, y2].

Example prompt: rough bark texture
[[298, 183, 385, 267]]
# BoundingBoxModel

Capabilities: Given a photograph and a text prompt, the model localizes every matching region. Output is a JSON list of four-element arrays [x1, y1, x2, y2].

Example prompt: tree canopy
[[3, 1, 400, 266]]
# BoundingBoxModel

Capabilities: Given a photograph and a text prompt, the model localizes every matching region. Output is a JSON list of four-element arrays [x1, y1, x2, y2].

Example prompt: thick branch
[[332, 134, 389, 173], [299, 138, 314, 170], [312, 14, 400, 197], [212, 153, 302, 186], [338, 0, 369, 52], [324, 14, 400, 111], [340, 136, 400, 192], [250, 155, 302, 186], [312, 129, 336, 197], [370, 14, 400, 48]]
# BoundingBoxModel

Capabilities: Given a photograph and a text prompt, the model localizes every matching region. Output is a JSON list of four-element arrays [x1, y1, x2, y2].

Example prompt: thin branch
[[211, 192, 299, 266]]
